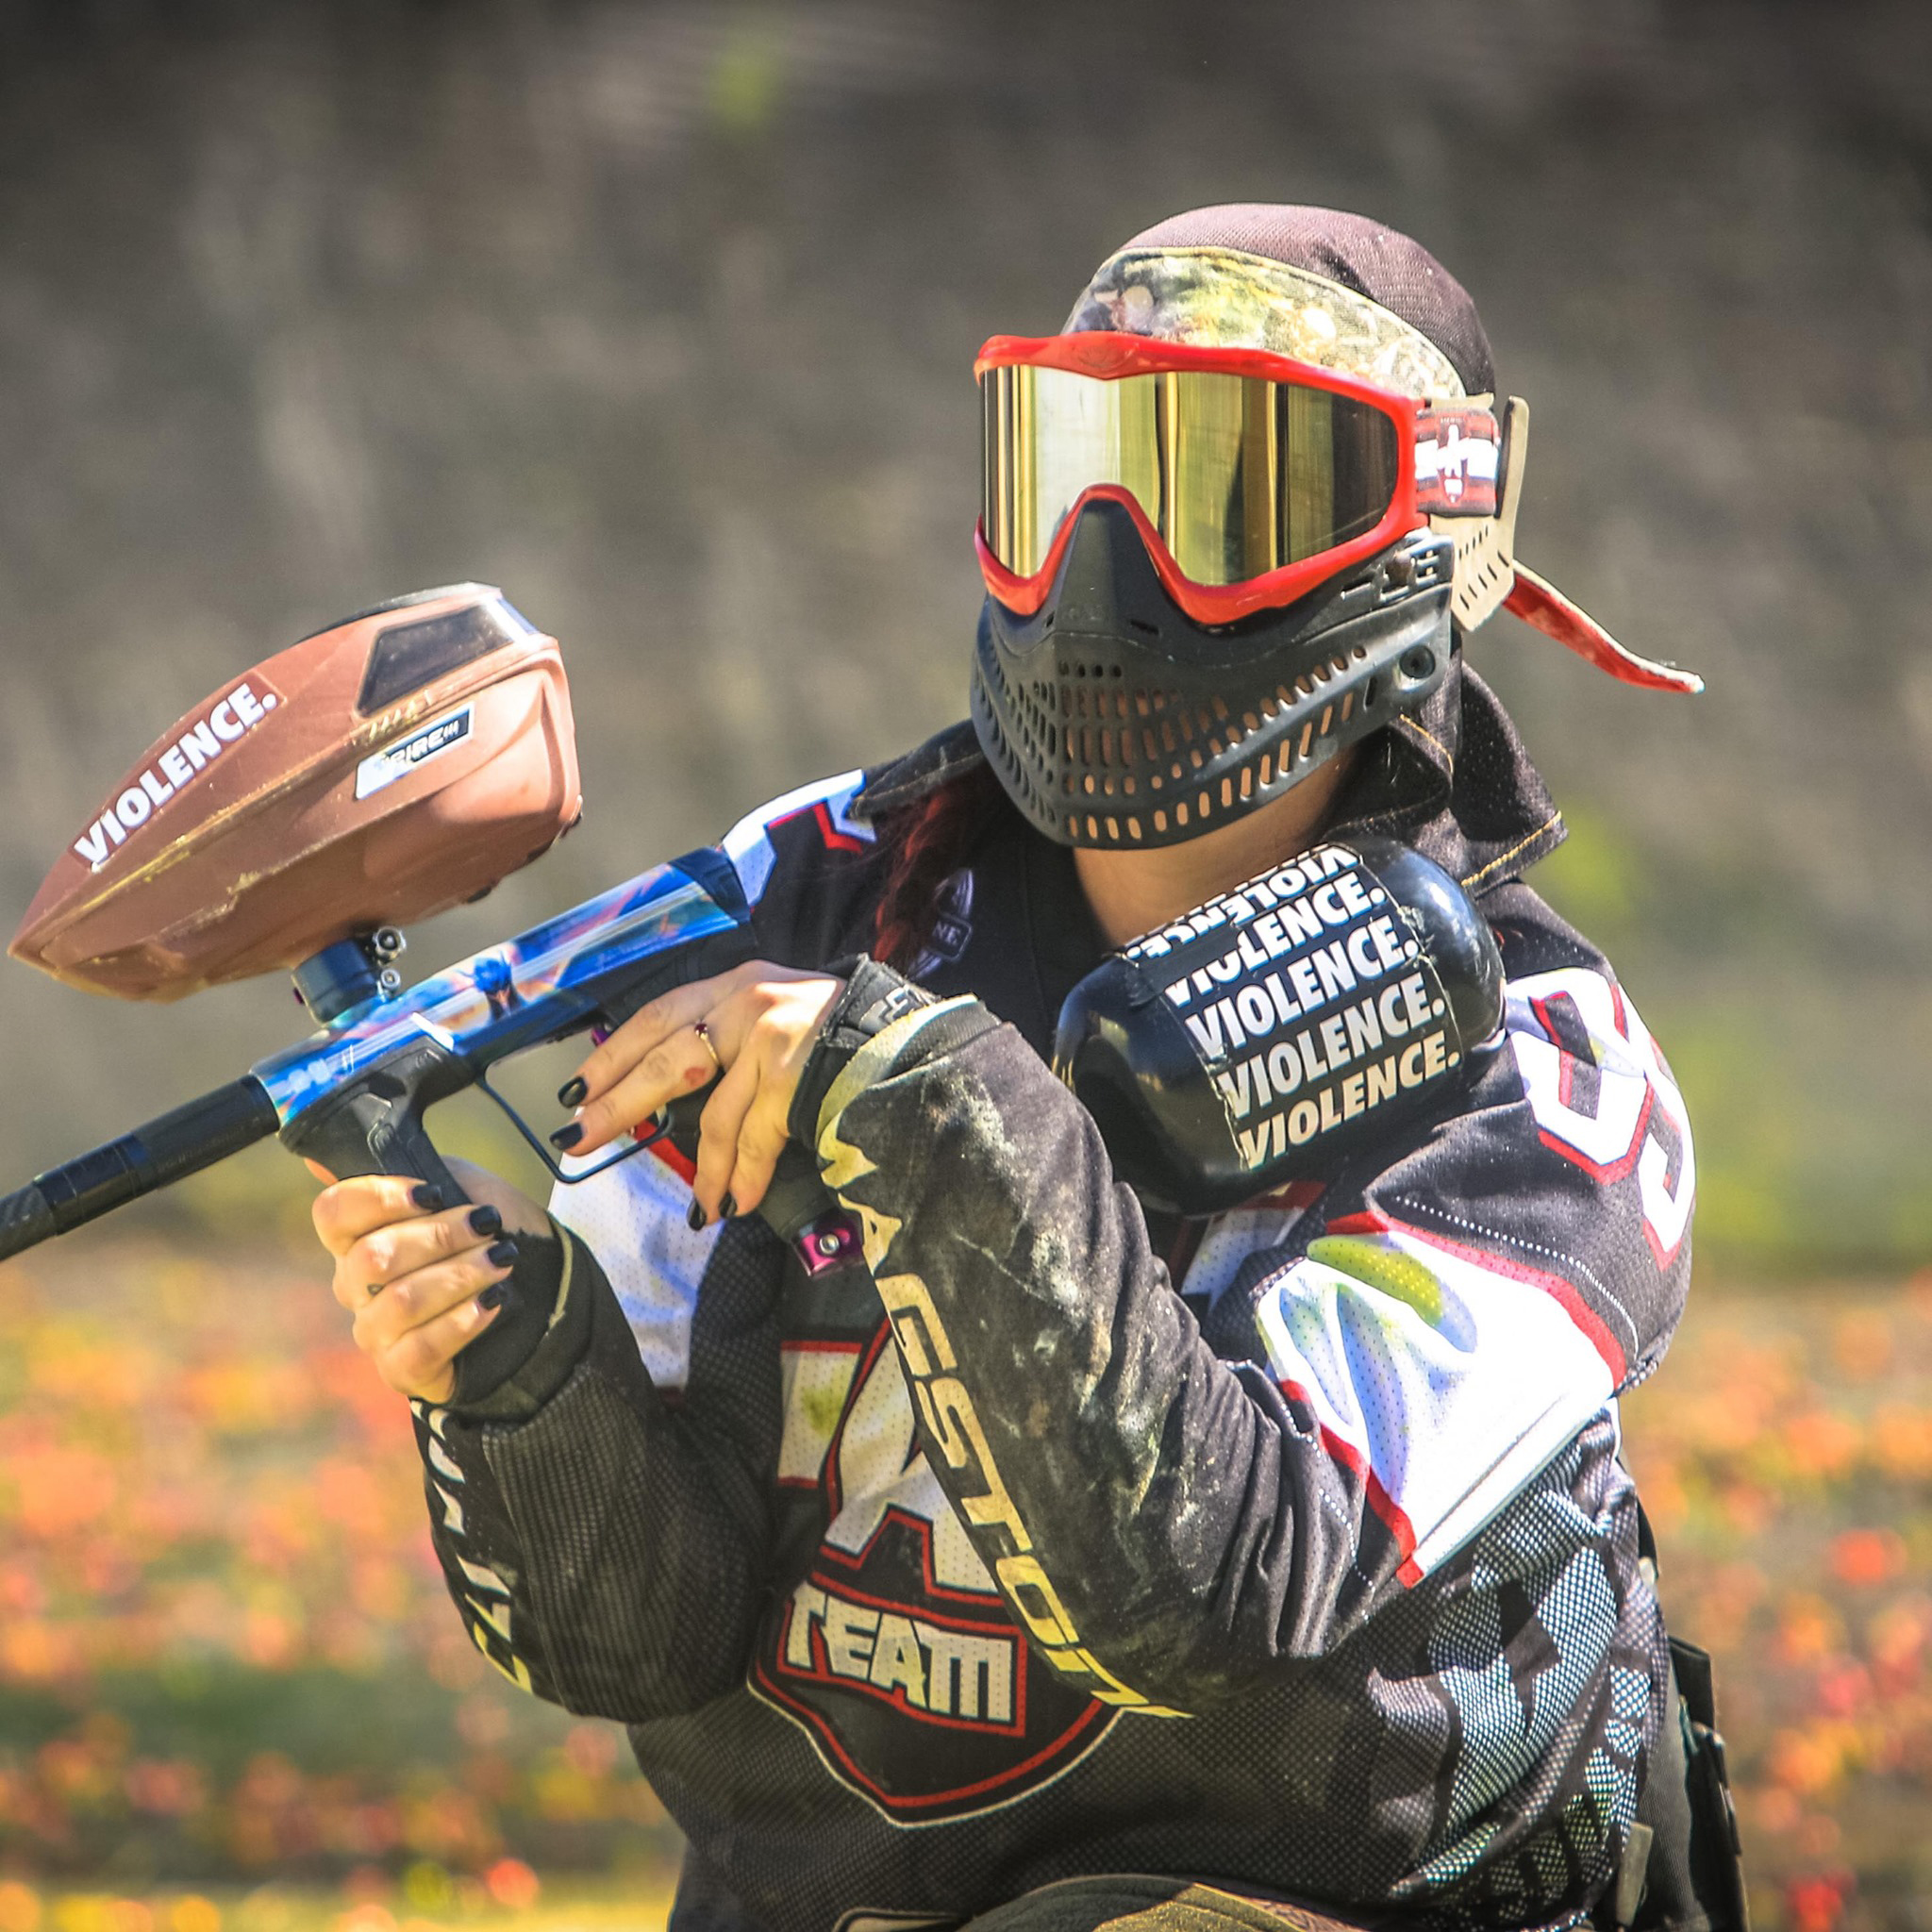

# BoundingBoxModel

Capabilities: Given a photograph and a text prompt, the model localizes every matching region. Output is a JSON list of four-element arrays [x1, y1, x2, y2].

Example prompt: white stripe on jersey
[[549, 1149, 719, 1391], [722, 769, 869, 908], [1248, 964, 1684, 1582], [1255, 1227, 1616, 1582]]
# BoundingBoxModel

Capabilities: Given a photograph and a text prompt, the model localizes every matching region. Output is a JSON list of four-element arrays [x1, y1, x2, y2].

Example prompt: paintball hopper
[[9, 585, 580, 1012], [0, 590, 782, 1407]]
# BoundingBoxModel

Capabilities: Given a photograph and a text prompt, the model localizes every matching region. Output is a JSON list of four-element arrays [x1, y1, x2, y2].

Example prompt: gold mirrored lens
[[981, 365, 1400, 587]]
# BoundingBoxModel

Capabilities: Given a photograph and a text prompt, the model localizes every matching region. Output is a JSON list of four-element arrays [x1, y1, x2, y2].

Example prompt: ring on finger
[[691, 1018, 723, 1075]]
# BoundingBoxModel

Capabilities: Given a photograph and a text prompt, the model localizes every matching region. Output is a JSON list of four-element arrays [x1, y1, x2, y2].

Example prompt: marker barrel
[[0, 1076, 281, 1259]]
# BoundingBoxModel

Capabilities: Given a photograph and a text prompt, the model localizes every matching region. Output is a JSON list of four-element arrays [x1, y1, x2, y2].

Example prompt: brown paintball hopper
[[9, 584, 581, 1008]]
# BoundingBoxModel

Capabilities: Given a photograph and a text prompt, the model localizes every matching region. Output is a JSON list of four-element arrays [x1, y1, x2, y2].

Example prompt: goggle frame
[[974, 332, 1480, 627]]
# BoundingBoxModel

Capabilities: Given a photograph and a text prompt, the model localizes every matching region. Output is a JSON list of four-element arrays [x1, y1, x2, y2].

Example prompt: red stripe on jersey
[[1278, 1377, 1422, 1584]]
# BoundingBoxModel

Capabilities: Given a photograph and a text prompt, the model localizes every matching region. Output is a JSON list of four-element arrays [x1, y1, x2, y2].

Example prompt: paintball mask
[[969, 208, 1702, 851]]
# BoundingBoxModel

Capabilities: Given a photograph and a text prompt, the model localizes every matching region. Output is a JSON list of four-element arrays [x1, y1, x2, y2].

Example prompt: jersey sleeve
[[409, 1180, 787, 1724], [401, 763, 892, 1723], [803, 884, 1691, 1716]]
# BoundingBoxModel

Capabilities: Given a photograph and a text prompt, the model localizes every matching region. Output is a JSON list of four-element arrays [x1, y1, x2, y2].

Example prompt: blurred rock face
[[0, 0, 1924, 1268]]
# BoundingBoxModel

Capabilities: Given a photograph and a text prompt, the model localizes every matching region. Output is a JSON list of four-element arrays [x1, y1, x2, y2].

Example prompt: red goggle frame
[[974, 333, 1500, 627]]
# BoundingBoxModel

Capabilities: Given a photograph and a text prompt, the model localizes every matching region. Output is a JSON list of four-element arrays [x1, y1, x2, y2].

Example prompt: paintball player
[[308, 208, 1735, 1932]]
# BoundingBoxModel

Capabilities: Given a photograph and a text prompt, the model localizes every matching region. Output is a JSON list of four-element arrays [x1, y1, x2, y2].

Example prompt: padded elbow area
[[484, 1366, 762, 1723]]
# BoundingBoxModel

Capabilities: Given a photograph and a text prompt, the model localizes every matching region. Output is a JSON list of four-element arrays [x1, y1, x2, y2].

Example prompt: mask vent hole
[[1364, 675, 1381, 709], [1154, 809, 1169, 834], [1319, 705, 1335, 736]]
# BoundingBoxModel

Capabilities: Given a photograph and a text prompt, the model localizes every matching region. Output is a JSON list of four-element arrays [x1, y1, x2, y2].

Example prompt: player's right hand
[[308, 1158, 550, 1403]]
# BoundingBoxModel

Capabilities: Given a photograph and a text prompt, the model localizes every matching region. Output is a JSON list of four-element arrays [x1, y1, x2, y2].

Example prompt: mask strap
[[1441, 393, 1706, 693], [1503, 562, 1705, 694]]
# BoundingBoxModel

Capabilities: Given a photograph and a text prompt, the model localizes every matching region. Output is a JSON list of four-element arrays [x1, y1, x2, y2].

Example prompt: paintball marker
[[0, 581, 1507, 1399], [0, 584, 784, 1398]]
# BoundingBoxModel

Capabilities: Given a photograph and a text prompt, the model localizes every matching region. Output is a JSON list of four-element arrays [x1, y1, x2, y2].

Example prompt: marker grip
[[280, 1040, 541, 1403]]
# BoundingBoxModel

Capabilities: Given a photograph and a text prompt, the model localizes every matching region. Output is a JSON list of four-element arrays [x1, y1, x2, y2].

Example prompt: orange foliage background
[[1, 1235, 1927, 1929], [0, 1238, 675, 1906]]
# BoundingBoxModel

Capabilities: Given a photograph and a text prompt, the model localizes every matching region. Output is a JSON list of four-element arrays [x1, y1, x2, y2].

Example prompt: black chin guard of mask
[[972, 497, 1454, 850]]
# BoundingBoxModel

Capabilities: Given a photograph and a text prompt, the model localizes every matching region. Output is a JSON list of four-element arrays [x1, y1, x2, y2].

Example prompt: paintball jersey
[[406, 667, 1696, 1932]]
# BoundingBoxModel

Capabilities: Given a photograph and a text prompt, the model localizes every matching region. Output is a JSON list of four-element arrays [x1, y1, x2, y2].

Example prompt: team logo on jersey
[[910, 869, 974, 981], [752, 1324, 1115, 1824], [779, 1580, 1022, 1731]]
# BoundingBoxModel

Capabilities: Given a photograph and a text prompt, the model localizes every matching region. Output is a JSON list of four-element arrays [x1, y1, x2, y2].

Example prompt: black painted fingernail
[[549, 1122, 584, 1151], [411, 1182, 445, 1210], [686, 1200, 706, 1231], [720, 1193, 737, 1220], [468, 1205, 503, 1238], [557, 1075, 588, 1108], [478, 1283, 507, 1310], [486, 1238, 519, 1268]]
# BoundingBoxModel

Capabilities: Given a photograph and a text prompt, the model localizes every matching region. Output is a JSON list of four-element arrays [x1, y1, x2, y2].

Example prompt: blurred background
[[0, 1, 1926, 1927]]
